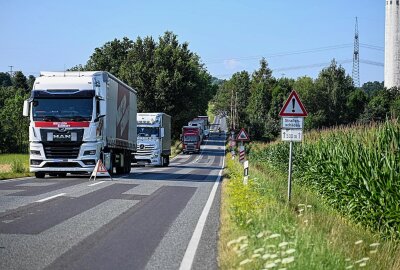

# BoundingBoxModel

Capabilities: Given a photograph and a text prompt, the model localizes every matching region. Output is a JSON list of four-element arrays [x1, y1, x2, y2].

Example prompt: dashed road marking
[[36, 193, 66, 203], [88, 181, 105, 187]]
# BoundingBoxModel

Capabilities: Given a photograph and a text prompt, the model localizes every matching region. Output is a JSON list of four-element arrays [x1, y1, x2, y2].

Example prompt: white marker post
[[279, 90, 308, 202], [243, 160, 249, 185]]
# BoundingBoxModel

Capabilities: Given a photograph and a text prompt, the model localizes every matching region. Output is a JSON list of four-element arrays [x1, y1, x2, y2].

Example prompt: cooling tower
[[385, 0, 400, 88]]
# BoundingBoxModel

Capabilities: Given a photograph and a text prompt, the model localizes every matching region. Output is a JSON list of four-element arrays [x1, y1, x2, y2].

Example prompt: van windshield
[[32, 98, 93, 121]]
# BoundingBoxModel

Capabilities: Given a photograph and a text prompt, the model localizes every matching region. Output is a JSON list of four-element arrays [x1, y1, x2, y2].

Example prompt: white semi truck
[[23, 71, 137, 178], [134, 113, 171, 166]]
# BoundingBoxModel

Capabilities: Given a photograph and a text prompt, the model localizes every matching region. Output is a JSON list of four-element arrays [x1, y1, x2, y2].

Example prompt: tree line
[[0, 71, 32, 153], [212, 58, 400, 141], [0, 32, 217, 153], [70, 32, 217, 137]]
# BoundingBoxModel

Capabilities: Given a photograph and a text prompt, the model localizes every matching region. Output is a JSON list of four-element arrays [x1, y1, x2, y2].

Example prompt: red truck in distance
[[181, 126, 201, 154]]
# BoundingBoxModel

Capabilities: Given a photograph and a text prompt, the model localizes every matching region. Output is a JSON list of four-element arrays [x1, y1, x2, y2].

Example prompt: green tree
[[247, 58, 275, 139], [12, 71, 29, 91], [230, 71, 250, 129], [0, 88, 29, 153], [293, 76, 325, 129], [359, 89, 391, 122], [346, 89, 368, 122], [27, 75, 35, 90], [119, 32, 215, 136], [211, 80, 231, 116], [361, 81, 384, 96], [85, 37, 133, 77], [0, 72, 12, 87], [314, 60, 355, 126], [264, 78, 294, 140]]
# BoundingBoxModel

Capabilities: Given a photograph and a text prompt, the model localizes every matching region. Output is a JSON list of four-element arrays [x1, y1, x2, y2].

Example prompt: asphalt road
[[0, 118, 227, 270]]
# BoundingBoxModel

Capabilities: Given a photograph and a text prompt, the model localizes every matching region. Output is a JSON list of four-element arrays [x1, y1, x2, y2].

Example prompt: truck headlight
[[30, 150, 41, 155], [30, 159, 42, 165], [83, 150, 96, 156]]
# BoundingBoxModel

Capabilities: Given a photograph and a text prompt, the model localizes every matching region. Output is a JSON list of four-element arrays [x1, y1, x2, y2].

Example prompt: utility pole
[[8, 65, 14, 77], [352, 17, 360, 87], [235, 91, 238, 130], [230, 89, 234, 130]]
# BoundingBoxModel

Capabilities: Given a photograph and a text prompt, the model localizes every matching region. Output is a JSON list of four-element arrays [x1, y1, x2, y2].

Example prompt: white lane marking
[[179, 147, 225, 270], [36, 193, 66, 203], [88, 181, 105, 186]]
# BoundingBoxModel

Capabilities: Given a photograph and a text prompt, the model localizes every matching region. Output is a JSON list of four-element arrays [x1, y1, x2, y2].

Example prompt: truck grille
[[136, 151, 152, 156], [137, 144, 154, 156], [186, 144, 196, 151], [43, 142, 81, 159]]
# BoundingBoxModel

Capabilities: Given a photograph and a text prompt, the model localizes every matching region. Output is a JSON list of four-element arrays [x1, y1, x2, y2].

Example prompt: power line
[[214, 58, 383, 78], [204, 44, 354, 64]]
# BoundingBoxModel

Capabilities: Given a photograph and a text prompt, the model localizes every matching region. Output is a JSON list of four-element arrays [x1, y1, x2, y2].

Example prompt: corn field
[[250, 120, 400, 238]]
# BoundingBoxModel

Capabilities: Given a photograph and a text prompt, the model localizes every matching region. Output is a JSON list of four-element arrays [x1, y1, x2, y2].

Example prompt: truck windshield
[[32, 98, 93, 121], [184, 135, 198, 142], [137, 127, 159, 137]]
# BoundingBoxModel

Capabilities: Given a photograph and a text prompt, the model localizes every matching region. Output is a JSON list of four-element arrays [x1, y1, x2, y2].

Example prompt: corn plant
[[250, 120, 400, 238]]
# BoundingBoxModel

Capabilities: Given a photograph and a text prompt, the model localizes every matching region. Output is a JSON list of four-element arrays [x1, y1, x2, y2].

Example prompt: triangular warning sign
[[89, 160, 113, 181], [236, 128, 250, 141], [279, 90, 308, 117]]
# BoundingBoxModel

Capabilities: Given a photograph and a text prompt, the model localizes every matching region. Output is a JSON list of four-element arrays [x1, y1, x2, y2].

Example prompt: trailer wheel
[[35, 172, 45, 178]]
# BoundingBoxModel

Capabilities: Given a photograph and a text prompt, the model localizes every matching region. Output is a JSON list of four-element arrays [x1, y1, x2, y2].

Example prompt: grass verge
[[219, 154, 400, 269], [0, 154, 32, 180]]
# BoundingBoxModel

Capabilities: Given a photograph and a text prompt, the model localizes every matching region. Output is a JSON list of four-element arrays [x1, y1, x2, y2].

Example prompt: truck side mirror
[[160, 128, 165, 138], [23, 100, 29, 117], [94, 114, 105, 122]]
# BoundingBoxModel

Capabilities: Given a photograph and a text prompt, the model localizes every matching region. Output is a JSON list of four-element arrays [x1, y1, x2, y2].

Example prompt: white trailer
[[23, 71, 137, 178], [134, 113, 171, 166]]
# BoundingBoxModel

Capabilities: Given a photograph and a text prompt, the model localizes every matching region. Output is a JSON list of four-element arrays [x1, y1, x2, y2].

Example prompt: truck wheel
[[116, 166, 124, 174], [125, 151, 132, 173], [35, 172, 45, 178], [159, 156, 164, 167], [163, 156, 170, 167]]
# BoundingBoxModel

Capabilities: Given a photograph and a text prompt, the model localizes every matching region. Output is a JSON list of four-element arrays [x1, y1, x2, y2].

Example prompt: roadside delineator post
[[89, 159, 113, 181], [243, 160, 249, 185]]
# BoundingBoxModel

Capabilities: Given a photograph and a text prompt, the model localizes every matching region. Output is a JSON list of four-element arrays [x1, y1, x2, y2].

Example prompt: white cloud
[[223, 59, 241, 70]]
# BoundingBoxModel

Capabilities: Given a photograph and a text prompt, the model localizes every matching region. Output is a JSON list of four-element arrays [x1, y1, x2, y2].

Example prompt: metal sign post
[[279, 90, 308, 203], [287, 141, 293, 201]]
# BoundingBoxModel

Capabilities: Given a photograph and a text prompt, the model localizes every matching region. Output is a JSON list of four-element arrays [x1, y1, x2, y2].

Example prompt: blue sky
[[0, 0, 384, 84]]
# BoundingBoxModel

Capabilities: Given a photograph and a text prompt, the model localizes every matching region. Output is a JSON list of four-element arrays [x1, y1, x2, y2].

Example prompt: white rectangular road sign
[[282, 117, 303, 129], [281, 129, 303, 142]]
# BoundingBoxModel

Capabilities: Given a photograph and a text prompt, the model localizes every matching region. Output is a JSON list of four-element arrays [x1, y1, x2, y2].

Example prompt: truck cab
[[134, 113, 171, 166], [182, 126, 201, 154], [23, 71, 137, 178]]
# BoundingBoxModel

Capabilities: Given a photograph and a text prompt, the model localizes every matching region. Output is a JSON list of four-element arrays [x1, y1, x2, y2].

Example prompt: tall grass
[[0, 154, 31, 179], [250, 120, 400, 238], [219, 154, 400, 269]]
